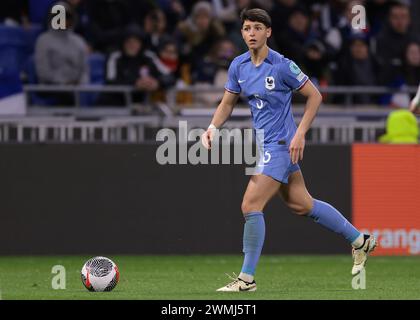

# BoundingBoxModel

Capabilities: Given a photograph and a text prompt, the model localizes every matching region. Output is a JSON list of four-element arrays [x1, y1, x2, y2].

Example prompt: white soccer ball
[[81, 256, 119, 292]]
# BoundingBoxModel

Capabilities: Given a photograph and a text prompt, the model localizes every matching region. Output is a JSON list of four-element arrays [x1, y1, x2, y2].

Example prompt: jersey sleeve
[[280, 59, 308, 91], [224, 59, 241, 94]]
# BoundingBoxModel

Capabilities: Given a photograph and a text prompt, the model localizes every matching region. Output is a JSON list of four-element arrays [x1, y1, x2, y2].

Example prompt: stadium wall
[[0, 144, 351, 255]]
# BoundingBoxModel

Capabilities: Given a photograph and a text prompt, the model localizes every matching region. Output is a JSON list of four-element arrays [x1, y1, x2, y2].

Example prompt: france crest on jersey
[[224, 48, 308, 183], [224, 48, 308, 147]]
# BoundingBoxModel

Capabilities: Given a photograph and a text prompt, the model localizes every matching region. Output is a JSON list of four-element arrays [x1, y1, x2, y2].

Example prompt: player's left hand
[[410, 101, 420, 115], [289, 132, 305, 164]]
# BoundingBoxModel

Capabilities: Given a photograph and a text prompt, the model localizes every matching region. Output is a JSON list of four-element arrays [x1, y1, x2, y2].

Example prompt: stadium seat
[[22, 55, 37, 84], [80, 53, 106, 106], [21, 55, 57, 106], [0, 24, 43, 75], [89, 53, 106, 85], [0, 25, 27, 75], [22, 53, 106, 107], [29, 0, 58, 24], [23, 24, 44, 55], [0, 25, 26, 47]]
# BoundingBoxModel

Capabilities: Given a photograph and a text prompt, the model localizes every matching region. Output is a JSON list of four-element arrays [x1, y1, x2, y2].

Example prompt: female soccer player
[[201, 8, 377, 292]]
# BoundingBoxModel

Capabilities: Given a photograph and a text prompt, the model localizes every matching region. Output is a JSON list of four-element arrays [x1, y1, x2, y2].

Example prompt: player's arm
[[201, 90, 239, 149], [409, 84, 420, 115], [289, 80, 322, 164]]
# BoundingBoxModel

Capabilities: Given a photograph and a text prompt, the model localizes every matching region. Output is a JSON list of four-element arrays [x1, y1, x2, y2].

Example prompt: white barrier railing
[[0, 114, 414, 144], [1, 85, 416, 144]]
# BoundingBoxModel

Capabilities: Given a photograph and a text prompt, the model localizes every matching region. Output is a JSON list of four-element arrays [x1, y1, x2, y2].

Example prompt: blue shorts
[[255, 145, 300, 184]]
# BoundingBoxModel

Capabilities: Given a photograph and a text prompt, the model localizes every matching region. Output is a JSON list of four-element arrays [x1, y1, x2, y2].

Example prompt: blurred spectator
[[176, 1, 226, 66], [270, 0, 300, 37], [143, 9, 170, 54], [173, 0, 197, 16], [146, 37, 181, 90], [64, 0, 90, 40], [159, 0, 187, 30], [274, 7, 316, 64], [402, 42, 420, 87], [310, 0, 342, 36], [192, 38, 238, 105], [301, 39, 329, 87], [85, 0, 132, 53], [34, 2, 89, 105], [254, 0, 274, 12], [3, 0, 419, 110], [213, 0, 273, 26], [323, 0, 369, 59], [366, 0, 390, 36], [211, 0, 238, 26], [388, 41, 420, 109], [0, 0, 29, 27], [104, 26, 160, 105], [224, 0, 263, 53], [124, 0, 157, 27], [374, 2, 416, 85], [335, 36, 378, 104], [193, 38, 237, 84]]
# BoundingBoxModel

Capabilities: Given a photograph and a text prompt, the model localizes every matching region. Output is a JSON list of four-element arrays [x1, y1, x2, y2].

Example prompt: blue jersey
[[225, 48, 308, 147]]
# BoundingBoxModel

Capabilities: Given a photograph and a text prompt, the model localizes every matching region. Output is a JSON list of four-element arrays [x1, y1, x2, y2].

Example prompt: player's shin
[[240, 212, 265, 282], [307, 199, 362, 246]]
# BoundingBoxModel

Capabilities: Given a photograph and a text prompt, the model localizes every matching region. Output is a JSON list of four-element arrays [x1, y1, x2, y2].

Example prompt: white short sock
[[239, 272, 254, 283], [351, 233, 365, 248]]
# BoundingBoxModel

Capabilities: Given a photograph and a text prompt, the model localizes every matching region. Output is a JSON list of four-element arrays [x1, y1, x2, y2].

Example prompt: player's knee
[[241, 200, 253, 215], [241, 198, 261, 215]]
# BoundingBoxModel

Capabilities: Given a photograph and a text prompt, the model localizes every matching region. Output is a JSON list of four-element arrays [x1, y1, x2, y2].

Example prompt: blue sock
[[240, 212, 265, 276], [308, 199, 360, 243]]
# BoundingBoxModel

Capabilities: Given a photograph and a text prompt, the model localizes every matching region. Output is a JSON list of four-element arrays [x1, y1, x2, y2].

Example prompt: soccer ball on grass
[[81, 256, 119, 292]]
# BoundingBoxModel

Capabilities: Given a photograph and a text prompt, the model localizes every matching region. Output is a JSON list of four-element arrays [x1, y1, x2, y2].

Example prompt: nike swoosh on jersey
[[238, 79, 246, 83]]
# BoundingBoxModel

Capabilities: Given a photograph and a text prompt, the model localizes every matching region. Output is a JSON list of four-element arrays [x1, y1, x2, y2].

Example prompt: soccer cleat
[[216, 273, 257, 292], [351, 234, 377, 276]]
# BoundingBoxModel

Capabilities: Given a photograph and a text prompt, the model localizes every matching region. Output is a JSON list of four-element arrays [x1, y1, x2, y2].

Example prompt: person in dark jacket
[[373, 2, 417, 85], [103, 26, 160, 105], [273, 7, 316, 65], [335, 35, 378, 104], [403, 42, 420, 87]]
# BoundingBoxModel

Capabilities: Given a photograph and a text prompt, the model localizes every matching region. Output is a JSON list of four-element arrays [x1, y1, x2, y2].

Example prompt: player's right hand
[[201, 125, 216, 149]]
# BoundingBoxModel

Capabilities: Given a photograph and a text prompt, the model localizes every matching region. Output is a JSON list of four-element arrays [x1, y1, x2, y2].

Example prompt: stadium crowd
[[0, 0, 419, 107]]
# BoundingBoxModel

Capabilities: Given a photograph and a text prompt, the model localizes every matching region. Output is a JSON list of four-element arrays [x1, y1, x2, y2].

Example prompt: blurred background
[[0, 0, 419, 257], [0, 0, 419, 116]]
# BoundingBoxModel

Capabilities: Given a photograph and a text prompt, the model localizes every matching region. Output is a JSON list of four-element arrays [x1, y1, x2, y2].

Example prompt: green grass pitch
[[0, 255, 419, 300]]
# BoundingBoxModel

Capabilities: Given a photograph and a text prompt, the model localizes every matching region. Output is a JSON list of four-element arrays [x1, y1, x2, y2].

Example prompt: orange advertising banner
[[352, 144, 420, 255]]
